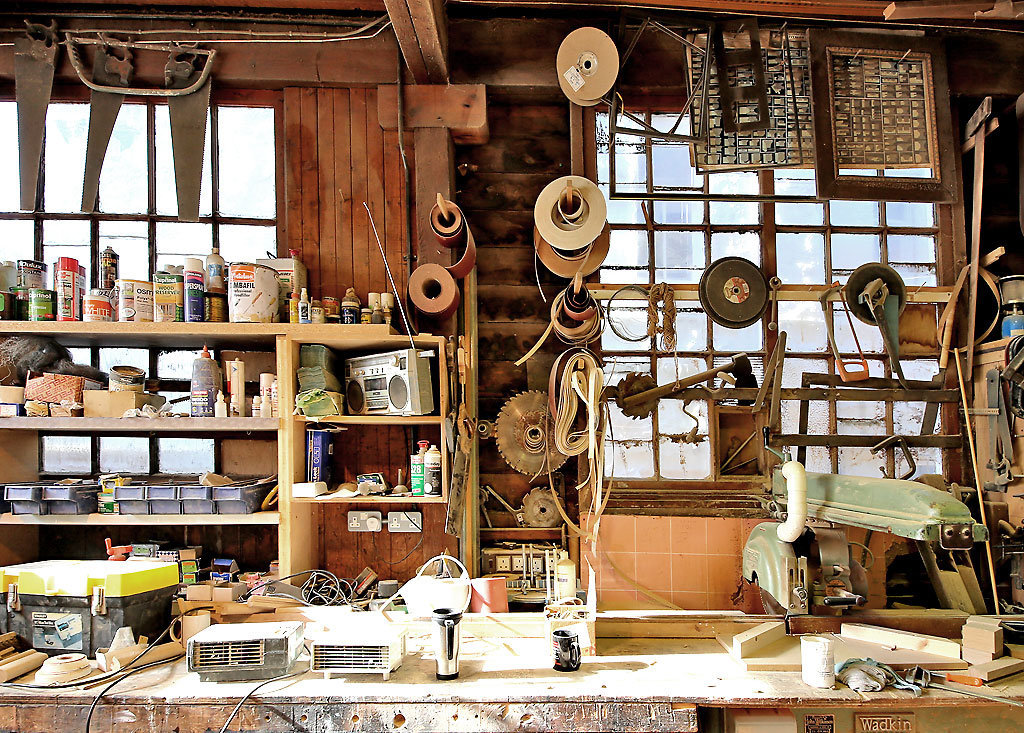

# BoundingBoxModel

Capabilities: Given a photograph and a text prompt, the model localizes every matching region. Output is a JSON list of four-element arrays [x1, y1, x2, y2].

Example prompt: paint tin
[[311, 302, 325, 324], [184, 258, 205, 323], [109, 365, 146, 393], [11, 287, 29, 320], [322, 296, 339, 318], [54, 257, 81, 321], [153, 272, 184, 322], [800, 635, 835, 689], [228, 263, 280, 323], [28, 289, 55, 321], [0, 262, 16, 291], [205, 292, 227, 323], [83, 290, 113, 322], [116, 279, 153, 322], [17, 260, 45, 289], [360, 307, 372, 324], [99, 246, 119, 290], [0, 292, 12, 320]]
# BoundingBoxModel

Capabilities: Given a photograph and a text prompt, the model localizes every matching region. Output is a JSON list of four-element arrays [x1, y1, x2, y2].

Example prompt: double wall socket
[[387, 511, 422, 533], [348, 511, 382, 532]]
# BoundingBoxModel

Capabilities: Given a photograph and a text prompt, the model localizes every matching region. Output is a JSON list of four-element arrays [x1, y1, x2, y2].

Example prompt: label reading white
[[563, 65, 586, 92]]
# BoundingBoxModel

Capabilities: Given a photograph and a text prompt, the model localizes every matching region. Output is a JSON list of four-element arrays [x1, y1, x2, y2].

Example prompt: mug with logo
[[552, 628, 581, 672]]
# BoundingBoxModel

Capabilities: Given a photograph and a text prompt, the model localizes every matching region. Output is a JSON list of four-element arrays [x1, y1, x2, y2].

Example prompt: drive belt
[[861, 278, 908, 389]]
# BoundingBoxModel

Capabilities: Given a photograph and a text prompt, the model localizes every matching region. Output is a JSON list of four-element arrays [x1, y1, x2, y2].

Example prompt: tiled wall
[[581, 514, 893, 612]]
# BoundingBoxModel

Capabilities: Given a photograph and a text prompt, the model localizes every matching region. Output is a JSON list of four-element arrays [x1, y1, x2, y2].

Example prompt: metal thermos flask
[[432, 608, 462, 680]]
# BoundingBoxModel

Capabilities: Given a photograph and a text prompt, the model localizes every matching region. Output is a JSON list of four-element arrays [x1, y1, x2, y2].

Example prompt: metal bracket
[[939, 523, 975, 551], [91, 586, 106, 616], [6, 583, 19, 614]]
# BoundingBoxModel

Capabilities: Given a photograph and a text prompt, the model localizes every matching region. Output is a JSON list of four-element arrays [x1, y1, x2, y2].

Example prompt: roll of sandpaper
[[557, 27, 620, 106], [535, 226, 609, 278], [409, 264, 461, 319], [562, 283, 597, 322], [430, 198, 477, 279], [447, 226, 477, 279], [535, 176, 607, 252]]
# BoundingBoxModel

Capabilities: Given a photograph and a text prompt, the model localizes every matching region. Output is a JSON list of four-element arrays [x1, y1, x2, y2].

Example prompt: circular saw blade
[[495, 391, 569, 475], [521, 487, 562, 528]]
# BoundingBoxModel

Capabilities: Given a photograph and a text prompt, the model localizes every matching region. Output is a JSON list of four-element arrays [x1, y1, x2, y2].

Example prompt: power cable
[[217, 670, 305, 733]]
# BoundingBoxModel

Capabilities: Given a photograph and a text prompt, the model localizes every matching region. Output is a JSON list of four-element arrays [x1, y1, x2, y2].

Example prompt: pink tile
[[670, 517, 708, 554], [707, 554, 745, 596], [671, 553, 709, 594], [598, 516, 637, 553], [600, 552, 637, 591], [635, 516, 672, 552], [707, 518, 745, 555], [709, 591, 743, 611], [635, 552, 673, 593], [600, 589, 639, 608], [671, 591, 709, 611]]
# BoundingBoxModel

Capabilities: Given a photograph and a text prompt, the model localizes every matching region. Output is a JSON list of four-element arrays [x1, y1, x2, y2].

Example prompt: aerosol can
[[424, 444, 442, 496], [410, 440, 429, 496]]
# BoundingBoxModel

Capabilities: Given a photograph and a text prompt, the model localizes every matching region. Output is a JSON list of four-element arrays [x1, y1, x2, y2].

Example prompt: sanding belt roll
[[515, 283, 603, 366], [535, 176, 607, 252], [409, 264, 461, 319], [430, 198, 477, 279], [535, 225, 610, 278]]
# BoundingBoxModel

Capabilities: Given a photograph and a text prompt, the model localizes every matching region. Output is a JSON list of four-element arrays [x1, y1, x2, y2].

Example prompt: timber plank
[[968, 656, 1024, 681], [333, 88, 354, 297], [378, 84, 488, 144], [383, 129, 408, 298], [840, 623, 963, 660], [283, 88, 304, 261], [459, 172, 550, 212], [476, 244, 561, 285], [478, 284, 560, 322], [350, 88, 372, 300], [462, 209, 534, 248], [414, 127, 455, 268], [478, 322, 551, 361], [457, 134, 569, 175], [317, 88, 337, 302], [478, 359, 529, 398]]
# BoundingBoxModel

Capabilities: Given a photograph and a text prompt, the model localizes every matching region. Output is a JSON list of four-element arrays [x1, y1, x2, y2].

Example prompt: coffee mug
[[552, 628, 581, 672]]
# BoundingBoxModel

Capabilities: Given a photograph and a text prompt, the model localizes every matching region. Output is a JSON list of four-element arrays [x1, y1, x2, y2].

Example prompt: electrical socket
[[495, 556, 511, 572], [511, 556, 525, 572], [530, 557, 545, 573], [387, 511, 422, 533], [348, 511, 382, 532]]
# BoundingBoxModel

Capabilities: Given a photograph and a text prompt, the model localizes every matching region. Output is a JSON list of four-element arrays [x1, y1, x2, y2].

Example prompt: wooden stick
[[436, 192, 452, 223], [966, 125, 986, 381], [955, 347, 1001, 614]]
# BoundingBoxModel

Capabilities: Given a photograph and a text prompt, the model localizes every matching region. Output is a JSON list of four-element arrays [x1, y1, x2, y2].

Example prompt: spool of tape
[[562, 283, 597, 322], [535, 226, 609, 278], [409, 264, 461, 319], [557, 27, 619, 106], [535, 176, 607, 252]]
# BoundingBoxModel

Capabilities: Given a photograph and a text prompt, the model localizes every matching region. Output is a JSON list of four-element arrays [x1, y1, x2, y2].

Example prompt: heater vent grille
[[312, 644, 388, 671], [192, 640, 266, 669]]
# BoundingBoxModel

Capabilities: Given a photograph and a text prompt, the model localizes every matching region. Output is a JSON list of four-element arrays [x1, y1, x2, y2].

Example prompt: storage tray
[[213, 484, 272, 515], [182, 499, 216, 514], [5, 484, 45, 503], [43, 486, 99, 515], [145, 485, 181, 500], [116, 499, 150, 515], [9, 500, 46, 515], [112, 485, 147, 502], [148, 499, 183, 515], [179, 485, 213, 501]]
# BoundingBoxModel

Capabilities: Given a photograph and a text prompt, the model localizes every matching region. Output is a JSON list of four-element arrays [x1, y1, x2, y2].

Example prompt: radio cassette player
[[344, 348, 434, 416]]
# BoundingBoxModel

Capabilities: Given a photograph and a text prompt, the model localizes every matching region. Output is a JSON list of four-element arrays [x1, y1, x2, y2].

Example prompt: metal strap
[[986, 368, 1013, 487]]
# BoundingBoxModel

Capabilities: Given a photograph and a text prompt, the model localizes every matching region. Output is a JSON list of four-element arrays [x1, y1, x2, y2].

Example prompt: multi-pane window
[[0, 99, 278, 474], [595, 111, 944, 483]]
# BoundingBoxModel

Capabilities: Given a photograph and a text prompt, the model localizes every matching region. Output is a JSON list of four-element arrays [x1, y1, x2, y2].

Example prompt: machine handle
[[822, 594, 866, 607]]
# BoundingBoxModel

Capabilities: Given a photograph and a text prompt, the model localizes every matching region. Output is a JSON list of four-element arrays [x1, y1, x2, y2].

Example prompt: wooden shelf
[[291, 494, 447, 504], [0, 512, 280, 526], [0, 417, 279, 432], [296, 415, 442, 426]]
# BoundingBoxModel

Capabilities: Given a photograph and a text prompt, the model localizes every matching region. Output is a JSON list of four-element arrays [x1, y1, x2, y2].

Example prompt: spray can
[[54, 257, 80, 321], [99, 246, 119, 290], [410, 440, 428, 497], [184, 257, 205, 323], [423, 444, 442, 496], [190, 345, 221, 418], [298, 288, 311, 324]]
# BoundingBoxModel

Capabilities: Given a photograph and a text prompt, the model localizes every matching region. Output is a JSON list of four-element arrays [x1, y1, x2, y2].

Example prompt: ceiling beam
[[383, 0, 448, 83]]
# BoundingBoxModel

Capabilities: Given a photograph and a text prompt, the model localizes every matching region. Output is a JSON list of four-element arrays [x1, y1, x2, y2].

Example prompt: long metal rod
[[364, 201, 416, 352], [954, 346, 1001, 615]]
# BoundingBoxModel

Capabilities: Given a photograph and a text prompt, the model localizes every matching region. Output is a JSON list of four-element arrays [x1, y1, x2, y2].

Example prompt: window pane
[[155, 105, 212, 218], [830, 233, 880, 272], [99, 437, 150, 473], [832, 303, 883, 353], [99, 220, 150, 283], [0, 102, 20, 211], [659, 433, 711, 479], [657, 356, 707, 385], [654, 231, 703, 269], [0, 220, 35, 262], [217, 106, 276, 218], [603, 304, 650, 350], [655, 201, 704, 225], [608, 403, 654, 442], [891, 263, 936, 287], [712, 320, 762, 352], [776, 232, 825, 284], [887, 234, 935, 263], [886, 201, 934, 228], [158, 349, 202, 379], [98, 103, 147, 215], [604, 440, 655, 479], [838, 446, 884, 477], [99, 347, 148, 375], [830, 200, 879, 227], [605, 230, 648, 268], [710, 231, 760, 263], [43, 219, 90, 284], [159, 437, 214, 474], [776, 202, 824, 226], [159, 390, 191, 416], [773, 168, 816, 196], [777, 301, 827, 352], [601, 184, 645, 225], [44, 103, 89, 213], [156, 221, 213, 272], [709, 200, 759, 225], [219, 224, 277, 264], [652, 143, 699, 189], [674, 308, 708, 351], [42, 436, 91, 474]]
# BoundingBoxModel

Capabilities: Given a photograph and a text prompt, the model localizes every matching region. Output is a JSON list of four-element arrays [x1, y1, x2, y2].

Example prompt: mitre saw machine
[[743, 437, 988, 615]]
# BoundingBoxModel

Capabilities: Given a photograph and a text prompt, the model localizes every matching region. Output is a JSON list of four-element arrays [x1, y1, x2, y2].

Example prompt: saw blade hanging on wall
[[14, 22, 60, 212], [698, 256, 769, 328], [495, 391, 568, 475], [165, 49, 211, 222], [82, 45, 134, 213]]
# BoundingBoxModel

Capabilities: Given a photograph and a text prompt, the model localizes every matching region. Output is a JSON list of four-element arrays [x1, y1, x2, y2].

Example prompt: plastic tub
[[182, 499, 216, 515], [116, 500, 150, 515], [42, 486, 98, 516], [212, 484, 271, 515], [148, 499, 183, 515]]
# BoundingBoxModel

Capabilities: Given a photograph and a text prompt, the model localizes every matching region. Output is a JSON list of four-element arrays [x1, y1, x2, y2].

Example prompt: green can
[[11, 286, 30, 320], [28, 288, 55, 321]]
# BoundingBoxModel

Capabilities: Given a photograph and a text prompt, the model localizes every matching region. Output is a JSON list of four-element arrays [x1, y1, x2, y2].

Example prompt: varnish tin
[[116, 279, 154, 322], [228, 263, 280, 323], [83, 290, 113, 322], [28, 288, 55, 321], [16, 260, 45, 289], [153, 272, 184, 322], [109, 365, 146, 392]]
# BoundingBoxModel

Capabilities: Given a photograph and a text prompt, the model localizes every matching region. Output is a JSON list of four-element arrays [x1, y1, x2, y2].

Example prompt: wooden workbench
[[2, 614, 1024, 732]]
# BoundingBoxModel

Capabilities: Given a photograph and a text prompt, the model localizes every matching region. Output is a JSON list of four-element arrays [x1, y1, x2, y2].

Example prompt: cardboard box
[[83, 391, 166, 418], [0, 403, 25, 417], [24, 401, 48, 417], [185, 582, 215, 601], [212, 582, 247, 602], [49, 404, 84, 417], [24, 372, 102, 404], [0, 386, 25, 404]]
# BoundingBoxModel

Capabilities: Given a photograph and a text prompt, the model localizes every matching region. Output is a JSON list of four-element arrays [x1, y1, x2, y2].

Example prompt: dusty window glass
[[42, 436, 91, 474], [99, 437, 150, 474], [159, 438, 215, 474]]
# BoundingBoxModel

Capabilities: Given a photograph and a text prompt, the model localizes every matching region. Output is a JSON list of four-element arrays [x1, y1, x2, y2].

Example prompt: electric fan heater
[[187, 621, 305, 682], [308, 626, 407, 680]]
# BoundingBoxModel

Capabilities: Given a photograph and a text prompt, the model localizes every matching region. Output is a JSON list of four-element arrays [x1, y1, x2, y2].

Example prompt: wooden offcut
[[840, 623, 963, 660], [967, 657, 1024, 682], [728, 621, 786, 659]]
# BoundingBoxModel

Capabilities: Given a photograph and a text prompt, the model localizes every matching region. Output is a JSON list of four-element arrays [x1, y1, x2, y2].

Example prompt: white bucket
[[398, 554, 472, 618], [800, 635, 835, 688], [115, 279, 153, 322], [228, 263, 280, 323]]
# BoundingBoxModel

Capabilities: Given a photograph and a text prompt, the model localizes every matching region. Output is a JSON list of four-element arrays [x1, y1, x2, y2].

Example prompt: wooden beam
[[383, 0, 448, 83], [885, 1, 995, 19], [414, 127, 455, 266], [378, 84, 488, 144]]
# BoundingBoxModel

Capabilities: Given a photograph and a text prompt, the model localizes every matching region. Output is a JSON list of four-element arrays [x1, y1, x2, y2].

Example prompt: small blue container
[[1003, 307, 1024, 339]]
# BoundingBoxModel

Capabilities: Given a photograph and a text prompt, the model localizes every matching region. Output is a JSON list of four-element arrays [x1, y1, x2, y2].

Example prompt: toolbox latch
[[91, 586, 106, 616], [6, 583, 19, 613]]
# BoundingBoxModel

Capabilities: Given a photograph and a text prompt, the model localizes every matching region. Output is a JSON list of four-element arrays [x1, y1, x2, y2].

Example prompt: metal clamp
[[91, 586, 106, 616], [6, 583, 19, 613], [870, 435, 916, 480]]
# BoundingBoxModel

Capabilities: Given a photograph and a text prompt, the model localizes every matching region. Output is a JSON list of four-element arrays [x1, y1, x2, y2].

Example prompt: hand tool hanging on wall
[[15, 21, 60, 212], [494, 391, 569, 475], [81, 43, 134, 213], [556, 27, 619, 107], [698, 256, 769, 328], [985, 368, 1015, 490], [165, 47, 212, 222], [845, 262, 908, 388], [819, 282, 869, 382]]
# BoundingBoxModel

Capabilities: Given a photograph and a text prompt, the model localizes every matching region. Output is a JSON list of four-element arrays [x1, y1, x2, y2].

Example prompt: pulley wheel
[[844, 262, 906, 325], [698, 257, 769, 329]]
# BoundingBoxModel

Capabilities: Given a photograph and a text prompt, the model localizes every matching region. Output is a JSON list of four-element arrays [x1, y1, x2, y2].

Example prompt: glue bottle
[[555, 551, 577, 601], [190, 345, 221, 418], [214, 391, 228, 418]]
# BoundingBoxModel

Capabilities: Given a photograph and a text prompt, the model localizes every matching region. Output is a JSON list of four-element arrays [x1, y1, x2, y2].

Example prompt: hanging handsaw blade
[[15, 21, 59, 212], [82, 44, 134, 213], [165, 49, 211, 222]]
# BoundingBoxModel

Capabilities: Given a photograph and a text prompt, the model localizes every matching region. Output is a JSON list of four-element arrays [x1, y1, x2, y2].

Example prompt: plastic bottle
[[184, 257, 205, 322], [423, 444, 442, 496], [252, 394, 263, 417], [259, 393, 273, 418], [214, 391, 228, 418], [205, 246, 226, 293], [190, 345, 221, 417], [288, 291, 299, 324], [410, 440, 428, 496], [270, 378, 279, 417], [298, 288, 311, 324], [554, 551, 577, 601]]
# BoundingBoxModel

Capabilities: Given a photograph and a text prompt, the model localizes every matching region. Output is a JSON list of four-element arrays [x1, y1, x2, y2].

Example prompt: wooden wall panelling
[[351, 89, 372, 299], [317, 89, 339, 301], [366, 88, 389, 295], [283, 88, 304, 262], [299, 88, 322, 298]]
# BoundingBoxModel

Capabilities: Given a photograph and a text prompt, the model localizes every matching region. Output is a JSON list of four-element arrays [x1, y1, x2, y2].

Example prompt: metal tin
[[360, 307, 372, 324], [1004, 304, 1024, 338], [311, 304, 325, 324], [153, 272, 184, 322], [341, 304, 359, 324], [116, 279, 154, 322], [109, 365, 146, 392], [205, 292, 227, 323], [322, 296, 339, 317], [99, 246, 119, 290], [54, 256, 80, 321], [11, 287, 29, 320], [1000, 275, 1024, 306], [28, 288, 54, 321], [0, 262, 16, 291], [83, 290, 113, 322], [16, 260, 45, 289], [0, 291, 12, 320], [228, 263, 280, 323]]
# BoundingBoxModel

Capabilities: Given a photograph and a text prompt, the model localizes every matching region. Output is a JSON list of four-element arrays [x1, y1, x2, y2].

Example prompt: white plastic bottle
[[298, 288, 311, 324], [214, 391, 228, 418], [205, 246, 226, 293], [555, 550, 577, 601]]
